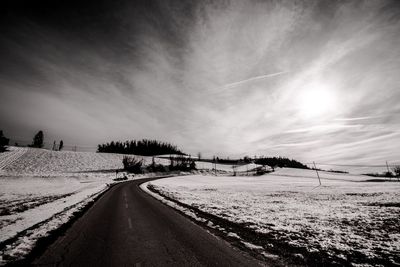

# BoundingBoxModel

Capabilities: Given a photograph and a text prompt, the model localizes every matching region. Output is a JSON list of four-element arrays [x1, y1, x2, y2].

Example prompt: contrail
[[219, 70, 289, 90]]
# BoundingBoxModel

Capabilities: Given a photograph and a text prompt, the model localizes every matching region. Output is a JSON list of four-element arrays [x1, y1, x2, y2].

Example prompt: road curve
[[33, 177, 265, 266]]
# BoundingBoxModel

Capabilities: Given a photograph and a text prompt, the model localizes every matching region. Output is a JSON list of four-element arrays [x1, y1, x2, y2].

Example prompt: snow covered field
[[147, 168, 400, 266], [0, 146, 154, 265]]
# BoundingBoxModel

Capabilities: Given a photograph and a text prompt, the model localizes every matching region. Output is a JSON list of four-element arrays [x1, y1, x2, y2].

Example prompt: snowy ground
[[146, 168, 400, 266], [0, 146, 162, 265]]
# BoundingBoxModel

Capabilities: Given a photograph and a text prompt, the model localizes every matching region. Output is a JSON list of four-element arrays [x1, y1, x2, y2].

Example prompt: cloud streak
[[0, 0, 399, 170]]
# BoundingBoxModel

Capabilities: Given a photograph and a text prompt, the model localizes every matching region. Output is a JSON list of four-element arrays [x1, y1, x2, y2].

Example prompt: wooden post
[[313, 161, 321, 185], [214, 156, 217, 176]]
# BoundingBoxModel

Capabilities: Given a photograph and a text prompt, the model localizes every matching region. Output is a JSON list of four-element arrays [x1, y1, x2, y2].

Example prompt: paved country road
[[33, 177, 265, 266]]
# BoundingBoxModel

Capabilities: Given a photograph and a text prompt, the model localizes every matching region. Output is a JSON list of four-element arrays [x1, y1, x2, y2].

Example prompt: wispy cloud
[[211, 71, 289, 93], [0, 0, 399, 167]]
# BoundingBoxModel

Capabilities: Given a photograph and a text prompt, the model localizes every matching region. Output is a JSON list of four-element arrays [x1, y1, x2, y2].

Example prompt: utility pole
[[313, 161, 321, 186], [214, 156, 217, 176]]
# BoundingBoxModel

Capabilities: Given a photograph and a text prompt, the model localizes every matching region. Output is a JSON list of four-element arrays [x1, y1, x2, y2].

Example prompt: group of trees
[[1, 130, 64, 151], [169, 156, 196, 171], [254, 156, 309, 170], [367, 166, 400, 178], [199, 155, 309, 171], [52, 140, 64, 151], [97, 139, 184, 156], [28, 131, 44, 148], [122, 155, 196, 174]]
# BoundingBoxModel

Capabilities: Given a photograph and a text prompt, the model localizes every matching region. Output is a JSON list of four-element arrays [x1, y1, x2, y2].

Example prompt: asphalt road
[[33, 177, 265, 266]]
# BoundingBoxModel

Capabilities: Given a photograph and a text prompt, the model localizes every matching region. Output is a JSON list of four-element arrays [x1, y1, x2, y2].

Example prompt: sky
[[0, 0, 399, 167]]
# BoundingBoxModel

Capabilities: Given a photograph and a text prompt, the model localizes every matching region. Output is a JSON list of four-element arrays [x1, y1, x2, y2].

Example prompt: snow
[[0, 146, 169, 177], [241, 241, 263, 250], [147, 169, 400, 266], [0, 146, 157, 265], [194, 161, 264, 173], [0, 177, 108, 243]]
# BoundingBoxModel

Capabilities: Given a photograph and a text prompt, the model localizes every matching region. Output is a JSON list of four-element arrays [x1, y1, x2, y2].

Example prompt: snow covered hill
[[0, 146, 125, 176]]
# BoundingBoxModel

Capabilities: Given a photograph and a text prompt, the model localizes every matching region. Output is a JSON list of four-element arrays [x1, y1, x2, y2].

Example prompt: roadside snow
[[0, 146, 156, 265], [0, 176, 109, 243], [0, 185, 108, 265], [148, 169, 400, 266]]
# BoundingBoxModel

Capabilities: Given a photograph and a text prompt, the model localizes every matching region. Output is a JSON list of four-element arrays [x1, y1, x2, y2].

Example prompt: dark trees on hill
[[0, 130, 10, 152], [255, 156, 309, 170], [29, 131, 44, 148], [97, 139, 184, 156]]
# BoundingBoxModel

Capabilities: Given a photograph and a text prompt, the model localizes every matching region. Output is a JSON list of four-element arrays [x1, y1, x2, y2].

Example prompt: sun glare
[[297, 83, 336, 119]]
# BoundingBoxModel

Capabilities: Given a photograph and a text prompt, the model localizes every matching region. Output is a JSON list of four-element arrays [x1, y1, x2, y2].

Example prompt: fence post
[[313, 161, 321, 185]]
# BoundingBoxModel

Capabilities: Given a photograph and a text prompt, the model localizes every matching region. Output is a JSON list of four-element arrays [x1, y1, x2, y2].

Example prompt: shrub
[[146, 163, 168, 173], [122, 156, 143, 173], [384, 171, 393, 177], [392, 166, 400, 177]]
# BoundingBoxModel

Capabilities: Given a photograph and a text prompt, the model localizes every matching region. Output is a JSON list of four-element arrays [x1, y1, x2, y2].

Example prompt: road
[[33, 177, 264, 266]]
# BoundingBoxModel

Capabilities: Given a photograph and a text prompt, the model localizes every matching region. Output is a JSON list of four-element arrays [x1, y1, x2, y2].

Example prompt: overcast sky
[[0, 0, 399, 165]]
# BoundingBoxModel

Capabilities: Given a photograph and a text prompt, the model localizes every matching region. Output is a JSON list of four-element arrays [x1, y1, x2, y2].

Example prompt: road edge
[[1, 183, 117, 266], [139, 180, 287, 267]]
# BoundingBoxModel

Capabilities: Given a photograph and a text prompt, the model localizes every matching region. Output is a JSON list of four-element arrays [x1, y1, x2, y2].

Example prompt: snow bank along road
[[32, 177, 264, 266]]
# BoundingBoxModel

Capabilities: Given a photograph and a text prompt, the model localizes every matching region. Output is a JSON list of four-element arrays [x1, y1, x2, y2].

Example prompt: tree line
[[254, 156, 309, 170], [198, 155, 309, 170], [97, 139, 184, 156]]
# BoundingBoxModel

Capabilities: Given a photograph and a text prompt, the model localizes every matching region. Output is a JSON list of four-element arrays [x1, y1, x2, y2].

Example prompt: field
[[147, 168, 400, 266], [0, 146, 158, 265], [2, 146, 399, 266]]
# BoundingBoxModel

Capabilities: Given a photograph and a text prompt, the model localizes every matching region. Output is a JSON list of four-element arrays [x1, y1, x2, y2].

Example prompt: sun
[[297, 83, 336, 119]]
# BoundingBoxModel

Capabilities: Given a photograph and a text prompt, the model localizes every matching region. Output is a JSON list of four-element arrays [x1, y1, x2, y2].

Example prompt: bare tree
[[392, 165, 400, 177]]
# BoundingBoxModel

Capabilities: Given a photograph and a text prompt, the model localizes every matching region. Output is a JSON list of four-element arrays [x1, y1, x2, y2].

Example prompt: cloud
[[0, 0, 399, 167]]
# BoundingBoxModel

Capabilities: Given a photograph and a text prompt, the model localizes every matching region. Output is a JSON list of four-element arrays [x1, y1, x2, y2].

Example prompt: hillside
[[0, 146, 169, 177]]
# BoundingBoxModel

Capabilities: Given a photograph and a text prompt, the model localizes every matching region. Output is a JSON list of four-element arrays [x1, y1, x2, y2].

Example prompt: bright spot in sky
[[297, 83, 337, 119]]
